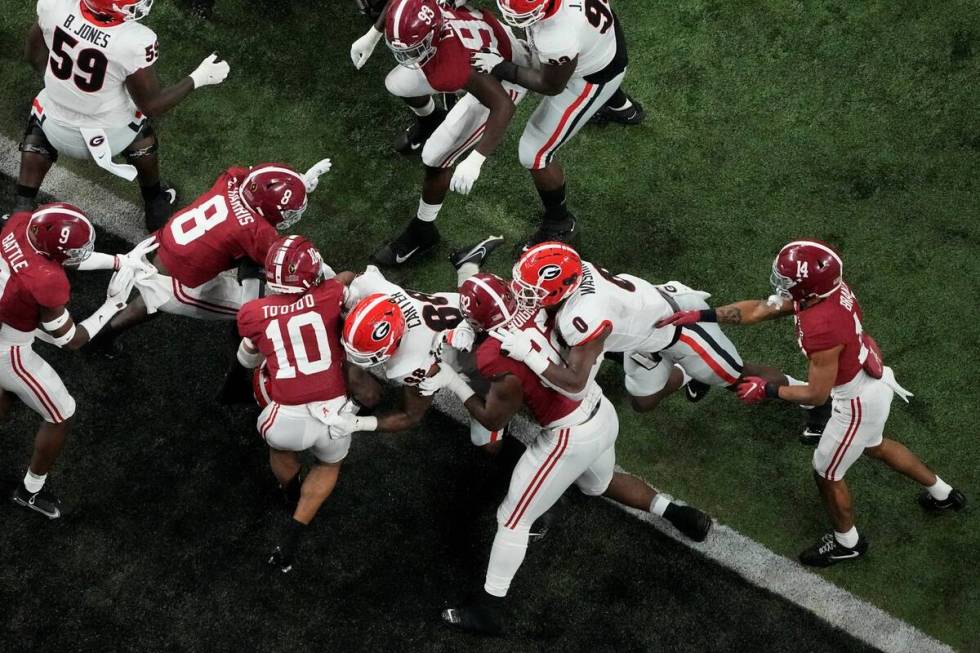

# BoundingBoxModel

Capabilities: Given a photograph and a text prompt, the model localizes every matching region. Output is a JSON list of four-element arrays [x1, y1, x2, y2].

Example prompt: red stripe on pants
[[10, 347, 63, 423], [532, 83, 595, 169], [172, 278, 238, 315], [506, 428, 569, 529], [678, 334, 739, 385], [826, 398, 862, 481]]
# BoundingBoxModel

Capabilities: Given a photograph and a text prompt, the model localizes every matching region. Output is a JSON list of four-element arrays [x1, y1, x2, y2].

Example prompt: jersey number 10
[[265, 312, 333, 380]]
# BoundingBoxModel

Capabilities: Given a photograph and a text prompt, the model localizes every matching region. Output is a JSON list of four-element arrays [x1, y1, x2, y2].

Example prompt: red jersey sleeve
[[799, 313, 843, 356], [32, 269, 70, 309], [237, 300, 261, 340], [242, 221, 278, 267], [422, 39, 472, 92]]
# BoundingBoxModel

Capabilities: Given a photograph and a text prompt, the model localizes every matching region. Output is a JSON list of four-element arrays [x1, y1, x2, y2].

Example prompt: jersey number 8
[[170, 196, 229, 246]]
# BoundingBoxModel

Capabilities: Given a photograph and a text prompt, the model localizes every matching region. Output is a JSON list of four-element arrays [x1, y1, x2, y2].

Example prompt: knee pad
[[123, 122, 158, 162], [19, 117, 58, 162]]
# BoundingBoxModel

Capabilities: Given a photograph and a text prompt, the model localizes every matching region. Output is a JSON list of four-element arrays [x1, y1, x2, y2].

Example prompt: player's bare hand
[[351, 27, 383, 69], [189, 53, 230, 89], [655, 310, 701, 329], [471, 50, 504, 75], [450, 151, 486, 195]]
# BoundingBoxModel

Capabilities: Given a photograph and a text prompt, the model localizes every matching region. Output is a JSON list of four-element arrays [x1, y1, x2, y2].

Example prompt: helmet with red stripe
[[385, 0, 443, 68], [342, 293, 407, 367], [459, 273, 518, 332], [82, 0, 154, 22], [770, 240, 843, 302], [511, 241, 582, 309], [239, 164, 309, 231], [264, 235, 324, 294], [496, 0, 549, 27], [28, 203, 96, 266]]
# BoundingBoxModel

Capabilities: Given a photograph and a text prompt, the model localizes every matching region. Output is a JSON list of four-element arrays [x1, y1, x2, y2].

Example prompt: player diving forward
[[420, 273, 712, 635], [657, 240, 967, 566], [370, 0, 528, 266], [89, 159, 332, 353], [17, 0, 230, 230], [236, 236, 359, 573], [1, 203, 149, 518]]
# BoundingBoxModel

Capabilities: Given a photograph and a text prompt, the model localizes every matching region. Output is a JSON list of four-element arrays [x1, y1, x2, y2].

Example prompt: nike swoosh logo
[[96, 153, 106, 160], [409, 142, 421, 151], [395, 247, 419, 264], [829, 551, 860, 560]]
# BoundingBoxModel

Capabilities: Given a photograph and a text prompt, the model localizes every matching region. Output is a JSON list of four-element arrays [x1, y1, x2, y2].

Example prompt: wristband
[[523, 349, 550, 376], [491, 60, 518, 83], [353, 415, 379, 432], [38, 324, 75, 348], [698, 309, 718, 323], [41, 310, 70, 331], [765, 382, 780, 399], [79, 298, 123, 341]]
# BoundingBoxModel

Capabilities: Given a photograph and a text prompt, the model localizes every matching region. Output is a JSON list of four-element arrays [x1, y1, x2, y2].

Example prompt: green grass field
[[1, 1, 978, 649]]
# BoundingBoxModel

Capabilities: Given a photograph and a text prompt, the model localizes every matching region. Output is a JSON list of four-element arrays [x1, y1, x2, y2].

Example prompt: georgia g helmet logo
[[538, 264, 562, 281], [372, 321, 392, 341]]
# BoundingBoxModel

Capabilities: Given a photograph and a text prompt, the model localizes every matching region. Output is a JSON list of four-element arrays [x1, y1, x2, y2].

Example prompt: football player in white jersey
[[470, 0, 642, 247], [15, 0, 230, 231], [500, 243, 806, 418]]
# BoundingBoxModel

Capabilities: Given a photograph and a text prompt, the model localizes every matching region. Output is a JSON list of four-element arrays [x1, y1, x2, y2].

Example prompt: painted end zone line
[[0, 133, 953, 653]]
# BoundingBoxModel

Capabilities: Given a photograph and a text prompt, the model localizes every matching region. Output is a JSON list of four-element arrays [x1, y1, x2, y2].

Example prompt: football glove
[[471, 50, 504, 75], [418, 364, 475, 402], [351, 26, 383, 69], [450, 151, 486, 195], [443, 320, 476, 352], [323, 413, 378, 437], [655, 310, 703, 328], [735, 376, 776, 405], [495, 328, 550, 376], [189, 53, 230, 89], [303, 158, 332, 193], [107, 267, 137, 308]]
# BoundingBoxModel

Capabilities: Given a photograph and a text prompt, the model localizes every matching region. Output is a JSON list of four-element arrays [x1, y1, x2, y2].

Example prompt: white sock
[[24, 470, 46, 494], [410, 97, 435, 117], [456, 263, 479, 286], [417, 198, 442, 223], [484, 525, 529, 598], [650, 494, 671, 517], [834, 526, 859, 548], [674, 365, 691, 387], [785, 375, 806, 386], [926, 476, 952, 500]]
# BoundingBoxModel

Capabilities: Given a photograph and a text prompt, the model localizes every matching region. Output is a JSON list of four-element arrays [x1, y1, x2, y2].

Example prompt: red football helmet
[[459, 273, 518, 332], [82, 0, 154, 22], [264, 235, 324, 294], [497, 0, 549, 27], [343, 293, 407, 367], [770, 240, 843, 302], [28, 203, 96, 266], [511, 241, 582, 309], [385, 0, 443, 68], [239, 164, 309, 231]]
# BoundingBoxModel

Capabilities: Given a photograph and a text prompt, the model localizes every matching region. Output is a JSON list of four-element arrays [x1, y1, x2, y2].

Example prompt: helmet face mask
[[276, 196, 308, 232], [388, 31, 437, 69], [769, 262, 796, 301], [64, 240, 95, 266]]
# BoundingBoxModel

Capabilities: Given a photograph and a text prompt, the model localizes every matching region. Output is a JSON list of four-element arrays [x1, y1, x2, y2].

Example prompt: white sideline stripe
[[0, 132, 953, 653]]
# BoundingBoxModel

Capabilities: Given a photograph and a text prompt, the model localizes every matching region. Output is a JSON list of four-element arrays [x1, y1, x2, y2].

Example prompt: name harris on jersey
[[62, 13, 112, 49], [226, 178, 256, 226]]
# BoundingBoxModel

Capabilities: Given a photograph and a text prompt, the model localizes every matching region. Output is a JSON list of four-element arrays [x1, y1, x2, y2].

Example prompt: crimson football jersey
[[237, 279, 347, 405], [794, 281, 872, 386], [422, 6, 513, 92], [156, 167, 278, 289], [0, 211, 71, 333], [476, 313, 580, 427]]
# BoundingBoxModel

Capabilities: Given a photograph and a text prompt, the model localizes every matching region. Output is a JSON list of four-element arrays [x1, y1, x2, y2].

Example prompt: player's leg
[[122, 122, 176, 232], [293, 460, 343, 525], [624, 352, 678, 413], [384, 65, 447, 154], [14, 114, 57, 213], [269, 446, 303, 507], [589, 87, 646, 127]]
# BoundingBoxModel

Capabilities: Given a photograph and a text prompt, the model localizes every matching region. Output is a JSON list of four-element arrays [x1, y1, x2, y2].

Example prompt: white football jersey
[[556, 261, 676, 354], [346, 266, 464, 386], [527, 0, 616, 77], [36, 0, 158, 127]]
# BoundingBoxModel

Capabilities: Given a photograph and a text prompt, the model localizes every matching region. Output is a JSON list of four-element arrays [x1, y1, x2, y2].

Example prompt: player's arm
[[34, 305, 112, 351], [656, 297, 794, 329], [460, 373, 524, 432], [237, 337, 264, 368], [464, 71, 516, 158], [25, 23, 48, 74], [496, 325, 606, 395], [350, 0, 392, 69], [739, 346, 841, 407], [341, 384, 434, 434], [479, 56, 578, 97], [126, 53, 228, 118]]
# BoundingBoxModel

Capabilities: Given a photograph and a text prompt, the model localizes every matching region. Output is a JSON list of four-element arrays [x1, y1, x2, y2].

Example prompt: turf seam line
[[0, 133, 952, 653]]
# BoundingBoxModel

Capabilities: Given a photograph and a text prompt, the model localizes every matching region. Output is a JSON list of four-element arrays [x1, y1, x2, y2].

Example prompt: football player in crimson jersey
[[369, 0, 529, 266], [1, 203, 150, 518], [657, 240, 966, 567], [420, 273, 712, 635], [18, 0, 230, 231], [471, 0, 643, 247], [88, 159, 332, 353], [236, 236, 359, 573]]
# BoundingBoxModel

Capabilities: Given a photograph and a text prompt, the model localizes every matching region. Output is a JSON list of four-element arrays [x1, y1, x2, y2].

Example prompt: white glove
[[324, 413, 378, 437], [419, 364, 475, 402], [189, 53, 230, 88], [303, 158, 332, 193], [116, 253, 156, 276], [450, 151, 486, 195], [495, 327, 550, 375], [471, 50, 504, 75], [442, 319, 476, 352], [107, 267, 136, 309], [351, 27, 383, 70]]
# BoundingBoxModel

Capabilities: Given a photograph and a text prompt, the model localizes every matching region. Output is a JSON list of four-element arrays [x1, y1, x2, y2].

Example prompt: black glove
[[268, 519, 306, 573]]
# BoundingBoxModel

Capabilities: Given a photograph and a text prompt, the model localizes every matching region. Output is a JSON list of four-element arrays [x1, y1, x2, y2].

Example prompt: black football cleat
[[449, 235, 504, 271], [522, 215, 577, 251], [12, 485, 62, 520], [663, 503, 712, 542], [372, 219, 441, 266], [528, 509, 554, 544], [917, 488, 966, 512], [799, 532, 868, 567], [685, 379, 711, 403], [267, 546, 294, 574], [800, 399, 832, 445], [393, 108, 447, 155], [441, 595, 506, 636], [144, 184, 177, 232], [589, 95, 646, 127]]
